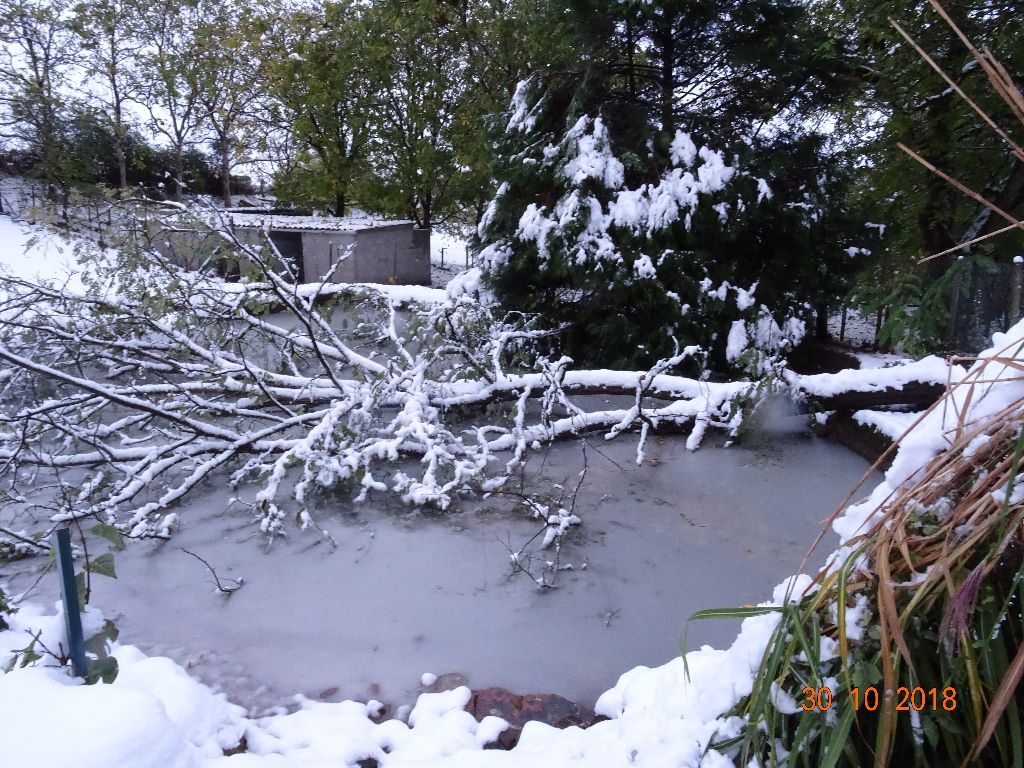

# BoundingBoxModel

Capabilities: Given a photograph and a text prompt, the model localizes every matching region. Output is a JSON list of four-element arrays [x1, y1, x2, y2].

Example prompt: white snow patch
[[795, 355, 957, 398], [852, 409, 921, 441], [726, 320, 749, 362]]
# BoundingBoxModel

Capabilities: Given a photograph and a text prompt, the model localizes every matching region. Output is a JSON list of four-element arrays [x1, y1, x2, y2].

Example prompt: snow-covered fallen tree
[[0, 209, 766, 543], [0, 205, 967, 549]]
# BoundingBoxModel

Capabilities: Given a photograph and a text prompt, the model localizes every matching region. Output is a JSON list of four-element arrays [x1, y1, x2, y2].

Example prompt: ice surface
[[6, 430, 878, 713]]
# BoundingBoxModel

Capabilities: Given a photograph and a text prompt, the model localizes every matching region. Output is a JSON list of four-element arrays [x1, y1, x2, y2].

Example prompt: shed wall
[[152, 218, 430, 287], [300, 225, 429, 286]]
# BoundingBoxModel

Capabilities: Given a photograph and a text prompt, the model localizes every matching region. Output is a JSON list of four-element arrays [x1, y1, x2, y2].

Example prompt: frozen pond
[[3, 424, 879, 713]]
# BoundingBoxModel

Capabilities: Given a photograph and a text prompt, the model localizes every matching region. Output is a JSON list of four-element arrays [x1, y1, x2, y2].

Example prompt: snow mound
[[832, 321, 1024, 544], [0, 667, 200, 768]]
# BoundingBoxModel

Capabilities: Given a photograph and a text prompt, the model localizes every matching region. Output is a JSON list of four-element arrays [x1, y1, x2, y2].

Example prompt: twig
[[181, 547, 243, 594], [0, 525, 51, 551], [897, 142, 1024, 236]]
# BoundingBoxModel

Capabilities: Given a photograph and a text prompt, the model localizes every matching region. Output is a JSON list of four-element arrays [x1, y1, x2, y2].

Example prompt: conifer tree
[[478, 0, 863, 371]]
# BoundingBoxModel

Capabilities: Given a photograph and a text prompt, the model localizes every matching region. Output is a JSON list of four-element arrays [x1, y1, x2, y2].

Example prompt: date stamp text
[[800, 686, 958, 712]]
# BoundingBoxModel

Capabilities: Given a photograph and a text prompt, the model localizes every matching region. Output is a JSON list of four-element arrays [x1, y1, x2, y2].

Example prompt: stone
[[465, 687, 602, 750], [422, 672, 468, 693]]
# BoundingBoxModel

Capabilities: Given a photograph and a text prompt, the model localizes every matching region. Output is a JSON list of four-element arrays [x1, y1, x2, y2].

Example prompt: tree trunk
[[946, 267, 963, 346], [659, 26, 674, 135], [334, 191, 346, 217], [626, 16, 637, 100], [174, 147, 184, 201], [815, 303, 828, 340], [114, 91, 128, 190], [115, 136, 128, 191], [806, 382, 946, 413], [220, 139, 232, 208], [421, 193, 432, 230], [1010, 258, 1023, 328]]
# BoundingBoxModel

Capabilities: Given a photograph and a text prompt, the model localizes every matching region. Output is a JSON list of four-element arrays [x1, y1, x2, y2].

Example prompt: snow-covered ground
[[430, 230, 470, 288], [0, 216, 93, 294], [827, 308, 877, 347]]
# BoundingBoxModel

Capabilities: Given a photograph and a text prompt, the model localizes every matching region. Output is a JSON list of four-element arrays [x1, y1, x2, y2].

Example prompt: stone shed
[[225, 212, 431, 286]]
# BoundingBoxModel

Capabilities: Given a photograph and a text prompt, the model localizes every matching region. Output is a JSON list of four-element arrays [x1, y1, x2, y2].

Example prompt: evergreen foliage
[[836, 0, 1024, 352], [478, 1, 866, 371]]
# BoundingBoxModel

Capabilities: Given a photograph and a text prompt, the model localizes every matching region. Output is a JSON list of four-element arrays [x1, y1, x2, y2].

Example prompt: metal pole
[[54, 528, 88, 677], [440, 247, 446, 268]]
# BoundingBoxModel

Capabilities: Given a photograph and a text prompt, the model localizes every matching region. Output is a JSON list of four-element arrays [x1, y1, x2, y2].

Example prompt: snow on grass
[[430, 230, 468, 268], [0, 216, 90, 294], [826, 309, 876, 347]]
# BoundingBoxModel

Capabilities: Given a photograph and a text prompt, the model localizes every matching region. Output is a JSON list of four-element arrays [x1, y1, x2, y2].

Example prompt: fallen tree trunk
[[801, 382, 947, 412]]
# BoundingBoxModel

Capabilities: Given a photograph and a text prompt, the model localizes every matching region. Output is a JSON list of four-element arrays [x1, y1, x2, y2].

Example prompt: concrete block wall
[[300, 231, 358, 283], [152, 216, 430, 287], [301, 224, 430, 286]]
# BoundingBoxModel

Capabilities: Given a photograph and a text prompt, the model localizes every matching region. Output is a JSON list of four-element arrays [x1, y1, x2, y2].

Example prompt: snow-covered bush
[[477, 74, 866, 374]]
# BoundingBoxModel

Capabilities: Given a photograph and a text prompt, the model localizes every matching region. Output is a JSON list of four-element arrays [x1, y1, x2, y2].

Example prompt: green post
[[54, 528, 88, 678]]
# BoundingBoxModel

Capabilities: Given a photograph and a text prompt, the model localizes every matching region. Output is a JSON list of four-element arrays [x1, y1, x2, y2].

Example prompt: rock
[[222, 735, 247, 756], [422, 672, 468, 693], [465, 687, 602, 750]]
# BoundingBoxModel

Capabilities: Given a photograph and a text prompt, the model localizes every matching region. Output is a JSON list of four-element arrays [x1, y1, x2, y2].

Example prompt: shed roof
[[224, 212, 415, 233]]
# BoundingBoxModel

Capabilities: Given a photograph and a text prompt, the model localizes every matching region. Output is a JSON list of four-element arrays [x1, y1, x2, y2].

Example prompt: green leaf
[[97, 618, 119, 644], [819, 702, 856, 768], [687, 606, 782, 621], [91, 523, 125, 551], [75, 571, 87, 612], [85, 656, 118, 685], [87, 552, 117, 579], [680, 605, 783, 676]]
